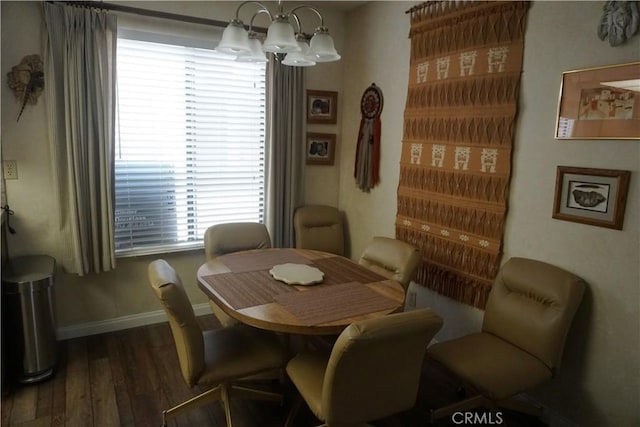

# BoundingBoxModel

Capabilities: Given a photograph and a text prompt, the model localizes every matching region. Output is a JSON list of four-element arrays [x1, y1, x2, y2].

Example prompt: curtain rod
[[52, 1, 268, 33]]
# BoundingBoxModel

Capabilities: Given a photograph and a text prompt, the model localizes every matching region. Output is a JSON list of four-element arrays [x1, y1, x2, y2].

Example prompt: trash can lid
[[2, 255, 56, 284]]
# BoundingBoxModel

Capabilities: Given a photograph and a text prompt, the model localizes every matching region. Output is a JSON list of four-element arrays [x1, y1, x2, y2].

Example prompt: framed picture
[[554, 62, 640, 139], [307, 90, 338, 124], [552, 166, 631, 230], [306, 133, 336, 165]]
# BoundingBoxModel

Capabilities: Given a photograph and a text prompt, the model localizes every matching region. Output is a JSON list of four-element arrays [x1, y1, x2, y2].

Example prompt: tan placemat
[[274, 282, 398, 326], [202, 270, 294, 309], [312, 256, 387, 285], [220, 249, 312, 273]]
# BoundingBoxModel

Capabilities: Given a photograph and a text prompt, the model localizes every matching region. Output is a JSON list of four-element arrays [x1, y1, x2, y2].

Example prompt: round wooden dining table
[[197, 248, 405, 335]]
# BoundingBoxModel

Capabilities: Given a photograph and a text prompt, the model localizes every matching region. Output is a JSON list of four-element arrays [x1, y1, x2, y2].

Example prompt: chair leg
[[160, 380, 283, 427], [162, 385, 223, 426], [497, 397, 544, 417], [231, 385, 283, 404], [221, 384, 234, 427], [284, 394, 303, 427], [430, 395, 486, 422]]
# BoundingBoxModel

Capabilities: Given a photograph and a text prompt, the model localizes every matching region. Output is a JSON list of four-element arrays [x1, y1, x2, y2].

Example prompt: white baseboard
[[56, 303, 212, 340]]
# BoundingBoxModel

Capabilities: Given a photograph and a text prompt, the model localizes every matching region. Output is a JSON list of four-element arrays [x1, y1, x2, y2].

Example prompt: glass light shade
[[263, 15, 300, 53], [282, 39, 316, 67], [217, 20, 251, 55], [236, 35, 268, 63], [307, 28, 341, 62]]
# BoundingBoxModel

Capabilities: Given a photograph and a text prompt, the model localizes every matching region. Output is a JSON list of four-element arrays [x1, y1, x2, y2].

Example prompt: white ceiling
[[303, 1, 369, 12]]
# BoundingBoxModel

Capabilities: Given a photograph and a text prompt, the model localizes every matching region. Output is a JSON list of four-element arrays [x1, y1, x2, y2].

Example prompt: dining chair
[[204, 222, 271, 260], [358, 236, 421, 292], [427, 257, 586, 421], [204, 222, 272, 327], [285, 308, 443, 427], [310, 236, 422, 352], [147, 259, 288, 427], [293, 205, 345, 256]]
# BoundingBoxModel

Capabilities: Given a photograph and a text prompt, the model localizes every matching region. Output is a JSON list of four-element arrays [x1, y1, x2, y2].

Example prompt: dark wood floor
[[1, 315, 546, 427]]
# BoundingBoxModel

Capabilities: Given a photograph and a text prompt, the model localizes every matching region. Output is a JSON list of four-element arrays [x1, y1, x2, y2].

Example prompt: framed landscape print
[[554, 62, 640, 139], [552, 166, 631, 230], [306, 133, 336, 165], [307, 90, 337, 124]]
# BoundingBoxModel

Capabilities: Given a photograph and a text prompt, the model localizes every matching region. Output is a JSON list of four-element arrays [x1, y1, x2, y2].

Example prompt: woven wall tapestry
[[396, 1, 529, 309]]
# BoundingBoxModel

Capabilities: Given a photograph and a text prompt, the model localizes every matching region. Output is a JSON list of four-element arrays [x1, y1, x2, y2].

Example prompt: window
[[115, 34, 267, 255]]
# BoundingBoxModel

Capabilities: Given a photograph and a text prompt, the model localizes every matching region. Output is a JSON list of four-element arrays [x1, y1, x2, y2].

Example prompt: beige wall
[[304, 12, 343, 208], [2, 1, 639, 425], [340, 2, 639, 426]]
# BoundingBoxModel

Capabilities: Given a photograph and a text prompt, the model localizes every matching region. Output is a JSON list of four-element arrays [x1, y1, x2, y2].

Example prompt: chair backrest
[[293, 205, 345, 256], [147, 259, 204, 387], [358, 236, 420, 291], [322, 308, 443, 426], [204, 222, 271, 260], [482, 257, 585, 372]]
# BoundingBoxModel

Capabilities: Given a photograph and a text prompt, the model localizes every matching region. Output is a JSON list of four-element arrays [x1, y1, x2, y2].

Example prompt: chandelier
[[216, 1, 341, 67]]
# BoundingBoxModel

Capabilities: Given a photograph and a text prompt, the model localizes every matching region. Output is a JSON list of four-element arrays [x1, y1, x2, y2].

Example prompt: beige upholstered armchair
[[427, 257, 586, 420], [358, 236, 421, 292], [293, 205, 345, 256], [285, 308, 443, 427], [147, 259, 288, 427], [204, 222, 271, 327]]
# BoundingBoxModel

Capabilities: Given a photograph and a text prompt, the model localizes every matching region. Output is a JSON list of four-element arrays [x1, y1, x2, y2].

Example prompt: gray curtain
[[43, 3, 117, 274], [265, 59, 305, 248]]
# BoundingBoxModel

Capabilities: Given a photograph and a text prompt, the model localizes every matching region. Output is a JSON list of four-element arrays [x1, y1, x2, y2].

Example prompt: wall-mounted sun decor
[[7, 54, 44, 122]]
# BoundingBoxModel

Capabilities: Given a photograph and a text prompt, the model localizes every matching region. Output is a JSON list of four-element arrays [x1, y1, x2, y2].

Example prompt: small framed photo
[[307, 90, 337, 124], [306, 132, 336, 165], [554, 62, 640, 139], [553, 166, 631, 230]]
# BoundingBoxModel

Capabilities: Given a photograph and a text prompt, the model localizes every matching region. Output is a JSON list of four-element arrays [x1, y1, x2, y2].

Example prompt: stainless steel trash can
[[2, 255, 57, 384]]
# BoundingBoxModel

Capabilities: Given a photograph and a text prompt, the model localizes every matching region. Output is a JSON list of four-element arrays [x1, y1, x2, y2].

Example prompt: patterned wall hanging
[[397, 1, 530, 309], [355, 83, 384, 192]]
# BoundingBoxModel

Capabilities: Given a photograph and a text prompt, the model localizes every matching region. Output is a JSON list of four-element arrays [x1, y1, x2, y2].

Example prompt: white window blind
[[115, 36, 267, 255]]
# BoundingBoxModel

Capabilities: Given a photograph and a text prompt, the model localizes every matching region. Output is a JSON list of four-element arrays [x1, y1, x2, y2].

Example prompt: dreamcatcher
[[354, 83, 383, 192]]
